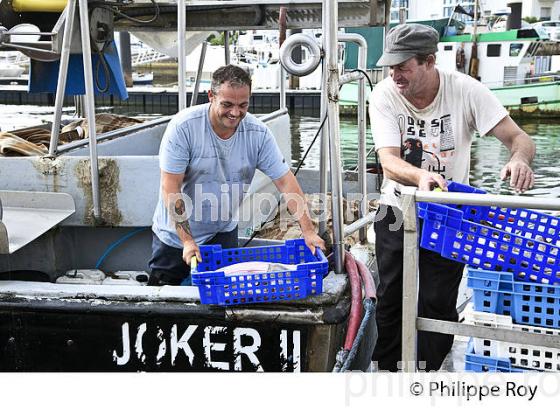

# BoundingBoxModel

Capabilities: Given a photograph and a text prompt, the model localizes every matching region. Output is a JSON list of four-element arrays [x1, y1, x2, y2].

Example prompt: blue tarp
[[29, 41, 128, 99]]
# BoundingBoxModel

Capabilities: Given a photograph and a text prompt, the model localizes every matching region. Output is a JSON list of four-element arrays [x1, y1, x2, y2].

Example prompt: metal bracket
[[0, 191, 75, 254], [116, 0, 385, 31]]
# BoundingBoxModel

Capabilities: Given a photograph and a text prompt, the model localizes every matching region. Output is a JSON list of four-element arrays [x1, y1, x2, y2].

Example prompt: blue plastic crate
[[417, 202, 464, 254], [445, 181, 560, 247], [417, 181, 485, 254], [418, 182, 560, 284], [445, 181, 487, 196], [465, 339, 524, 372], [424, 182, 559, 246], [419, 181, 560, 246], [417, 181, 486, 217], [188, 239, 328, 306], [419, 201, 560, 285], [467, 268, 560, 328]]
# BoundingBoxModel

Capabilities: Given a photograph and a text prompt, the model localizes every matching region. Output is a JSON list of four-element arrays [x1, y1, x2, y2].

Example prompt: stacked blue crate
[[464, 339, 524, 373], [417, 182, 560, 372]]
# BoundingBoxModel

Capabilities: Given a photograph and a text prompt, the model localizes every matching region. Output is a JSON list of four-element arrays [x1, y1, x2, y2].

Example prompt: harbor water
[[291, 115, 560, 199], [1, 105, 558, 199]]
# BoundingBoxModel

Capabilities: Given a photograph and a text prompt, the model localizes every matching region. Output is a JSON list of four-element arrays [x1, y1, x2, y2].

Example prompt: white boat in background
[[340, 18, 560, 118], [436, 27, 560, 117], [236, 30, 280, 65], [0, 62, 24, 78], [132, 71, 153, 85], [0, 51, 27, 78]]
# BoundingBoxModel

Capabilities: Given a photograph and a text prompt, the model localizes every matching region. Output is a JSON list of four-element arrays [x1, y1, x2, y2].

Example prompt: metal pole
[[357, 41, 367, 243], [418, 319, 560, 350], [48, 0, 77, 156], [473, 0, 479, 36], [278, 7, 287, 111], [325, 0, 345, 274], [318, 7, 329, 237], [382, 0, 391, 79], [177, 0, 186, 111], [279, 66, 286, 110], [119, 31, 133, 88], [343, 210, 376, 237], [224, 30, 231, 65], [339, 33, 367, 243], [74, 95, 86, 118], [399, 6, 406, 24], [401, 187, 419, 372], [415, 191, 560, 211], [190, 41, 207, 107], [78, 0, 101, 221]]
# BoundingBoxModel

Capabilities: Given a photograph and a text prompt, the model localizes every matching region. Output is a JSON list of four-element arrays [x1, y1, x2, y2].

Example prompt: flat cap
[[377, 23, 439, 66]]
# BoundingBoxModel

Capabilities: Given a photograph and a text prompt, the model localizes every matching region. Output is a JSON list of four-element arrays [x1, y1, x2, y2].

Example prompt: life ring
[[279, 33, 322, 77]]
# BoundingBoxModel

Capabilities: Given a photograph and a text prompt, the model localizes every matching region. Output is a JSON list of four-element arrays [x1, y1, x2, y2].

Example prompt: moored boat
[[0, 0, 382, 372]]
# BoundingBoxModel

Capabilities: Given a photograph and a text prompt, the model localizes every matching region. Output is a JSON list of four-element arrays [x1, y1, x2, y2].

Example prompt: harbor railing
[[400, 187, 560, 372]]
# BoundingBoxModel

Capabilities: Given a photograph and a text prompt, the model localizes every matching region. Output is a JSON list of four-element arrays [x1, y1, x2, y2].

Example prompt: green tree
[[523, 16, 538, 24], [207, 32, 238, 46]]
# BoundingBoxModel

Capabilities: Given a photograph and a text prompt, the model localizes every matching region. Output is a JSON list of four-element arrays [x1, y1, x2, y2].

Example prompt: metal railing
[[400, 186, 560, 372], [482, 75, 560, 89], [131, 48, 170, 66]]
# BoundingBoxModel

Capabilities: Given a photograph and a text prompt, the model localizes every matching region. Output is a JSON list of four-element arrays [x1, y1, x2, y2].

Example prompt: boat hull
[[0, 286, 348, 371], [491, 81, 560, 119]]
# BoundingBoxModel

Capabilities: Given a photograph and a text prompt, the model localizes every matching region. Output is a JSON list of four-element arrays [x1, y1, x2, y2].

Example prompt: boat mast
[[177, 0, 187, 111], [78, 0, 102, 222], [468, 0, 479, 79]]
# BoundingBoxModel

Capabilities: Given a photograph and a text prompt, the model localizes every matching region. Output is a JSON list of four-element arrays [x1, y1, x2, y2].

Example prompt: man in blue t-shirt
[[149, 65, 325, 286]]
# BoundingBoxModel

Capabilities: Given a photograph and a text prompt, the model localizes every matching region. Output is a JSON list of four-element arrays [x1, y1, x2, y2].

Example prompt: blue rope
[[95, 227, 149, 270]]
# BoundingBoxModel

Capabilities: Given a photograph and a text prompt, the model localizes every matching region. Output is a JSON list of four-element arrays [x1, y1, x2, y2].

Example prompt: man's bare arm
[[377, 147, 447, 191], [487, 115, 535, 193], [161, 170, 200, 264]]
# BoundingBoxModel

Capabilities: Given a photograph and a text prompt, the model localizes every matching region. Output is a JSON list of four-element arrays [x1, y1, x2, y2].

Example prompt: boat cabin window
[[487, 44, 502, 57], [510, 43, 523, 57]]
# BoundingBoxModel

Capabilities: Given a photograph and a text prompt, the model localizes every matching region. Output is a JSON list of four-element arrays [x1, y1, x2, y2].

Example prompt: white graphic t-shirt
[[369, 69, 508, 207]]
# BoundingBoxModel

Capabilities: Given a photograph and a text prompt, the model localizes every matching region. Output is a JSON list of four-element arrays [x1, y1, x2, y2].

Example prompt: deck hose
[[343, 251, 363, 351], [95, 227, 148, 270], [332, 251, 377, 372]]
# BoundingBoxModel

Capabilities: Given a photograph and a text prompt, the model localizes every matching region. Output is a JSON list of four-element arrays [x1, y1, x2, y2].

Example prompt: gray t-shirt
[[369, 69, 508, 207], [152, 103, 289, 248]]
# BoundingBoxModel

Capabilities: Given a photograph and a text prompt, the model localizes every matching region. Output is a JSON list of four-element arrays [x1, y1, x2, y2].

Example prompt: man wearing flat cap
[[369, 23, 536, 371]]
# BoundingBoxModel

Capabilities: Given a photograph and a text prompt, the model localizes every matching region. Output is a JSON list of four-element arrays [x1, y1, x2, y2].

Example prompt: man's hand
[[417, 171, 447, 191], [489, 115, 536, 194], [183, 239, 202, 266], [500, 159, 534, 193], [302, 230, 326, 256]]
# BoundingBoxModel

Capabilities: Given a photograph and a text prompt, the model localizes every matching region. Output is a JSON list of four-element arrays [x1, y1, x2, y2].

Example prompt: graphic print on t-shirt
[[398, 114, 455, 181], [401, 138, 423, 168], [432, 114, 454, 152]]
